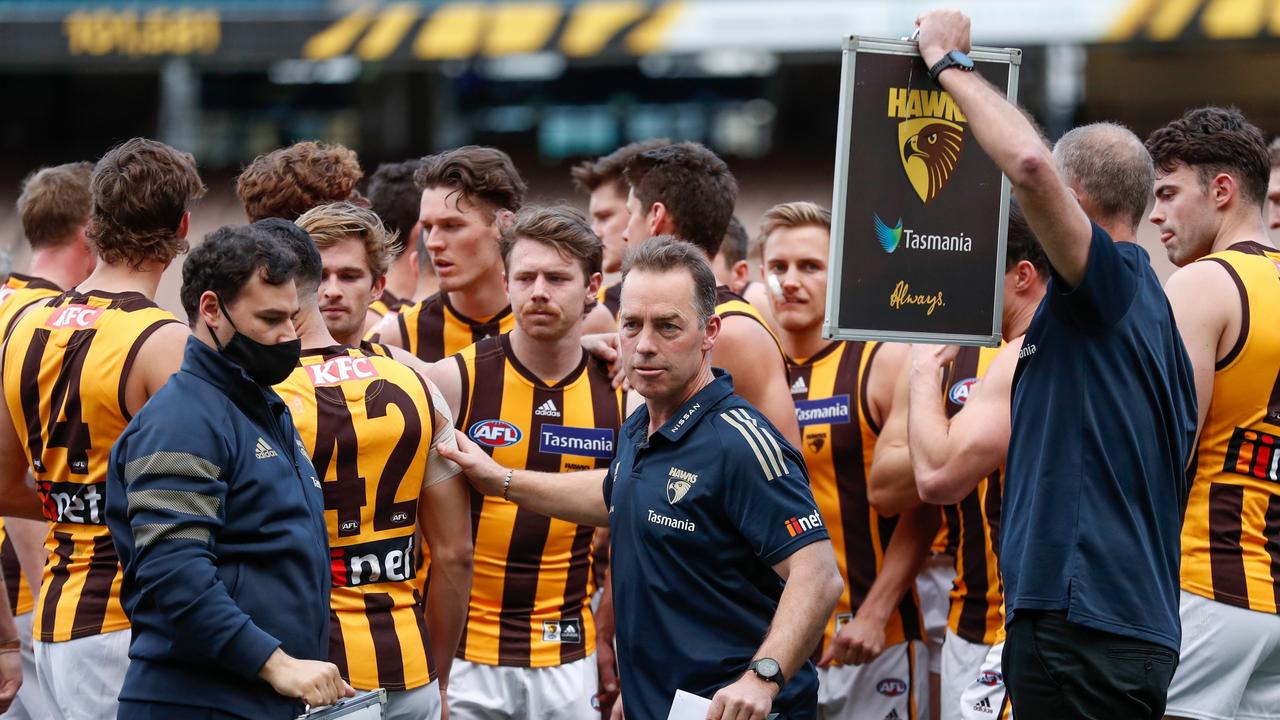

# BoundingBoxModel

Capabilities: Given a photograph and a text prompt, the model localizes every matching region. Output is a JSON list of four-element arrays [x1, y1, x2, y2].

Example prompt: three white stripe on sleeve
[[718, 408, 786, 481]]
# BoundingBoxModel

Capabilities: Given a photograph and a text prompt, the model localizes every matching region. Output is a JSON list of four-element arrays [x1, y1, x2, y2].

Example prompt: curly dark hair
[[236, 141, 363, 222], [367, 160, 421, 255], [623, 142, 738, 257], [570, 138, 671, 196], [252, 218, 322, 297], [180, 224, 298, 324], [87, 138, 205, 269], [1145, 107, 1270, 207], [414, 145, 526, 216]]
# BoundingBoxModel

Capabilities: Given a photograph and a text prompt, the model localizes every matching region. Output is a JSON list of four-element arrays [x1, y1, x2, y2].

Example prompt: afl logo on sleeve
[[469, 419, 523, 448], [948, 377, 977, 405]]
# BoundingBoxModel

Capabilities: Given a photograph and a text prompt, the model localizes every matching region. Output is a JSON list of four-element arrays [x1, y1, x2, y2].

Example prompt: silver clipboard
[[296, 689, 386, 720]]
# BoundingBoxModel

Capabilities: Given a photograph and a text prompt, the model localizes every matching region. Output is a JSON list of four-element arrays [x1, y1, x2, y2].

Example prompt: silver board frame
[[823, 36, 1021, 347]]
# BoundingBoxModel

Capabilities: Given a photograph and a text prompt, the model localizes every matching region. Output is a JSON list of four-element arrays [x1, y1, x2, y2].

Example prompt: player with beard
[[264, 213, 474, 720], [759, 201, 930, 720], [1148, 107, 1280, 720], [428, 207, 625, 720]]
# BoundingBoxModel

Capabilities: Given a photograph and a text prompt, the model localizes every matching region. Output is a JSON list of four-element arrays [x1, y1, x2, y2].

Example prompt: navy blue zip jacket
[[106, 336, 329, 719]]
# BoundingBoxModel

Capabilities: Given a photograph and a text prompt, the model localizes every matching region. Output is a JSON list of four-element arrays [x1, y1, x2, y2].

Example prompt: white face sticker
[[766, 272, 785, 302]]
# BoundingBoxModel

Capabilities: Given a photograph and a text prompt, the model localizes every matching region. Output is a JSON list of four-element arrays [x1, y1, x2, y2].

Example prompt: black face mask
[[209, 298, 301, 387]]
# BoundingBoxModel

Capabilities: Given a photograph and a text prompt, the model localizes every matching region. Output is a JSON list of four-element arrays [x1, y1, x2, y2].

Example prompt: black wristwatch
[[928, 49, 975, 83], [749, 657, 785, 689]]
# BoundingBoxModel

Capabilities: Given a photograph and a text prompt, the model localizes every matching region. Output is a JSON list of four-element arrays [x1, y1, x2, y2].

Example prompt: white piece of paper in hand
[[667, 689, 712, 720]]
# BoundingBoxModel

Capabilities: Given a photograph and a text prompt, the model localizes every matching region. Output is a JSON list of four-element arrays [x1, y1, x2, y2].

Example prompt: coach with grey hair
[[442, 235, 842, 720], [914, 9, 1197, 718]]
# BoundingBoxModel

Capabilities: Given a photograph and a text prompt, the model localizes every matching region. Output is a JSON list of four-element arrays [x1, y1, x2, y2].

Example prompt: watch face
[[952, 50, 975, 69], [756, 658, 780, 677]]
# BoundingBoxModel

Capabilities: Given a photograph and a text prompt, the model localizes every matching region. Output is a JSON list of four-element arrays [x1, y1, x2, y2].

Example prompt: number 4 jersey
[[1, 289, 181, 642], [274, 344, 444, 692]]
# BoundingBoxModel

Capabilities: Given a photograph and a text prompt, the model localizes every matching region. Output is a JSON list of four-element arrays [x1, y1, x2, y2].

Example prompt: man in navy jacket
[[106, 225, 353, 719]]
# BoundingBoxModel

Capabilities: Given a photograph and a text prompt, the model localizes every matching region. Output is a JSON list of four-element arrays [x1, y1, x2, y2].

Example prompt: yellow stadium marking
[[1147, 0, 1203, 40], [1102, 0, 1161, 41], [357, 3, 420, 61], [483, 2, 563, 57], [1202, 0, 1265, 38], [303, 7, 374, 60], [413, 3, 486, 60], [624, 1, 686, 54], [560, 0, 647, 57]]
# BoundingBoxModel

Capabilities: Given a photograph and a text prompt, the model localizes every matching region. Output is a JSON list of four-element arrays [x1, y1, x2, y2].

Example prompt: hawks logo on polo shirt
[[665, 467, 698, 504]]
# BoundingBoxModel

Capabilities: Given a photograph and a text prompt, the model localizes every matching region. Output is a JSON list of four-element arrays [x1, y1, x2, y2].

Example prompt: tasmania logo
[[306, 356, 379, 386], [469, 419, 523, 448], [887, 87, 967, 204], [784, 510, 824, 537], [45, 304, 102, 329]]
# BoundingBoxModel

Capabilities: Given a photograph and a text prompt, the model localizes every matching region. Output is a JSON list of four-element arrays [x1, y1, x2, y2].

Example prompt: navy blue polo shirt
[[604, 370, 828, 720], [1003, 223, 1196, 651]]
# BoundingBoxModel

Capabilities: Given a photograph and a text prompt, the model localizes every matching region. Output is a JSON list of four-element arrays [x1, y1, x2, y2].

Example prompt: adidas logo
[[884, 711, 900, 720], [534, 399, 560, 418], [790, 376, 808, 395], [254, 438, 278, 460], [973, 697, 993, 714]]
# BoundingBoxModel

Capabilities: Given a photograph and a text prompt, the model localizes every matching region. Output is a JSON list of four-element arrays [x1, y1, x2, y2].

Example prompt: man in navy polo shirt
[[441, 236, 842, 720], [916, 10, 1197, 718]]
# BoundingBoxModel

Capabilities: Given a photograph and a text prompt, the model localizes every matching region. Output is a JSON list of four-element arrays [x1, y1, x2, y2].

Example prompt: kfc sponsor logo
[[306, 356, 379, 386], [46, 304, 102, 329]]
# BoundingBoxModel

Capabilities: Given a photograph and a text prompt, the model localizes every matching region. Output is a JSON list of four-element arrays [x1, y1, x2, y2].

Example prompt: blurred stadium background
[[2, 0, 1277, 314]]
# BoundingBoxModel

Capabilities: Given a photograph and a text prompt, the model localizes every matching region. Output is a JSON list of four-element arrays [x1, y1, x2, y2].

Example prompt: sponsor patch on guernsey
[[539, 424, 615, 459], [306, 356, 379, 386], [794, 395, 851, 427], [469, 419, 523, 448]]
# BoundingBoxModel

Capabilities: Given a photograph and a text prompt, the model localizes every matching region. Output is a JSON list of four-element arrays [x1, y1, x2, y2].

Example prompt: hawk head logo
[[898, 118, 965, 204], [666, 478, 692, 504], [807, 434, 826, 453]]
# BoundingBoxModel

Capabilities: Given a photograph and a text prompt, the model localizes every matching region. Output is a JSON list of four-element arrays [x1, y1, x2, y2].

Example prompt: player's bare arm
[[819, 503, 937, 667], [416, 406, 473, 692], [439, 431, 609, 527], [384, 344, 435, 377], [125, 321, 190, 415], [708, 541, 842, 720], [711, 315, 802, 446], [867, 363, 918, 516], [1165, 261, 1238, 438], [0, 383, 42, 520], [368, 310, 406, 349], [910, 340, 1019, 505], [917, 9, 1094, 288], [0, 575, 22, 712]]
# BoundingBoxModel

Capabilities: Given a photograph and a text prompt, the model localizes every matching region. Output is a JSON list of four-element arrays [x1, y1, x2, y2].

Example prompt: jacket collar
[[182, 335, 286, 413]]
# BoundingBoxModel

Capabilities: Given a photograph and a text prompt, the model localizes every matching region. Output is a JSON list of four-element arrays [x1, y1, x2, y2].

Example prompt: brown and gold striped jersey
[[453, 334, 623, 667], [275, 344, 440, 691], [939, 345, 1006, 645], [391, 292, 515, 363], [1181, 243, 1280, 613], [0, 521, 34, 616], [3, 290, 180, 642], [787, 341, 924, 654], [368, 290, 411, 320], [0, 273, 62, 339], [594, 283, 622, 322]]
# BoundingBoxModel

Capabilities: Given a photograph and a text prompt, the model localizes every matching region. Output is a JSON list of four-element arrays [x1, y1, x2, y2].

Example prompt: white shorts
[[447, 654, 596, 720], [385, 679, 442, 720], [916, 554, 956, 675], [940, 630, 1010, 720], [34, 628, 129, 720], [817, 640, 928, 720], [1165, 590, 1280, 720], [2, 612, 48, 720]]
